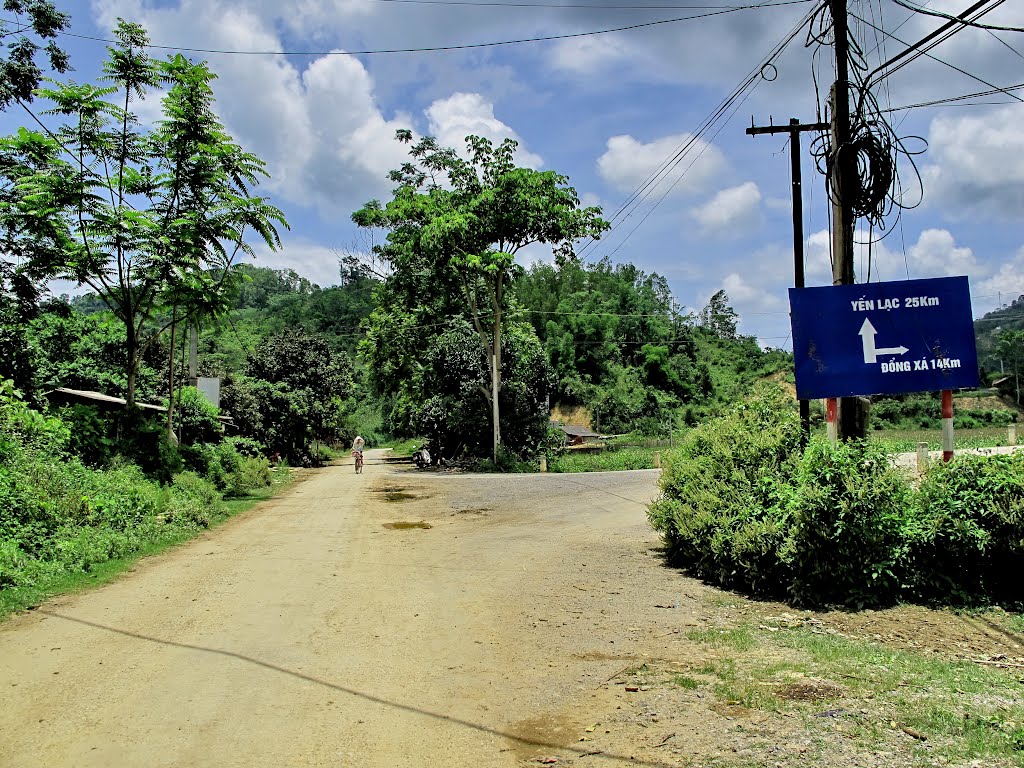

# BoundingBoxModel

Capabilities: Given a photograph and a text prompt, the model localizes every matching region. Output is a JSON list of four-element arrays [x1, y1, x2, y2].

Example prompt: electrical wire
[[574, 1, 826, 262], [368, 0, 815, 8], [889, 0, 1024, 34], [854, 12, 1023, 100], [37, 2, 812, 57], [881, 82, 1024, 111]]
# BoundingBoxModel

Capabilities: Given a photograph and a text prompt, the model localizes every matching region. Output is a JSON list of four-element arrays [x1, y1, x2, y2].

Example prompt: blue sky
[[22, 0, 1024, 346]]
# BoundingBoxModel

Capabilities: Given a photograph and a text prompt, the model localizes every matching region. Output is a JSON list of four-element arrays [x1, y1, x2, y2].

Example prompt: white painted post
[[653, 451, 661, 469], [826, 398, 838, 446], [1009, 424, 1018, 446], [941, 389, 954, 462], [916, 442, 928, 472], [539, 455, 547, 473]]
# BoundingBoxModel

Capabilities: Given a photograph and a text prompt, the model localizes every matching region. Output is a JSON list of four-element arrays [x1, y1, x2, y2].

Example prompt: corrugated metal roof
[[44, 388, 167, 412]]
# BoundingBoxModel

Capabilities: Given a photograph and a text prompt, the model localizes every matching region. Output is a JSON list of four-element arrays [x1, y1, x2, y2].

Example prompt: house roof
[[557, 423, 601, 439], [44, 387, 167, 413]]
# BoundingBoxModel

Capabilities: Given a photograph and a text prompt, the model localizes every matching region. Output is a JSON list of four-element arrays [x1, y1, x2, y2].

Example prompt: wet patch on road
[[382, 521, 432, 530]]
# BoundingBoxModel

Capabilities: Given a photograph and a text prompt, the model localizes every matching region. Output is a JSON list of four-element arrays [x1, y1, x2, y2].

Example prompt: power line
[[367, 0, 813, 7], [853, 7, 1023, 103], [575, 1, 826, 261], [42, 3, 811, 57], [882, 82, 1024, 111], [889, 0, 1024, 34]]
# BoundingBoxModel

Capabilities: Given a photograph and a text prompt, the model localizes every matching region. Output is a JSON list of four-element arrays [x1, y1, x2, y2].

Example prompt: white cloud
[[720, 272, 784, 312], [597, 133, 726, 196], [425, 92, 542, 167], [922, 105, 1024, 219], [251, 237, 342, 288], [548, 35, 631, 75], [690, 182, 762, 236], [974, 247, 1024, 313], [906, 229, 979, 277]]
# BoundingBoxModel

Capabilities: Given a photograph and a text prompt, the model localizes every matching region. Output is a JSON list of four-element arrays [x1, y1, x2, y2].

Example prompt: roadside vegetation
[[631, 618, 1024, 766], [0, 381, 290, 617], [649, 385, 1024, 609]]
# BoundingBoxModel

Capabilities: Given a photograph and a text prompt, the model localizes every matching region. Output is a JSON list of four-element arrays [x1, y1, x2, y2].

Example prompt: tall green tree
[[0, 21, 286, 407], [996, 329, 1024, 404], [354, 131, 608, 459], [0, 0, 69, 110]]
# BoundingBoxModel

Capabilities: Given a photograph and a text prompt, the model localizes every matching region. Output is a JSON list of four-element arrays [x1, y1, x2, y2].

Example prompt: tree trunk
[[490, 278, 503, 462], [125, 324, 139, 409], [166, 310, 177, 442]]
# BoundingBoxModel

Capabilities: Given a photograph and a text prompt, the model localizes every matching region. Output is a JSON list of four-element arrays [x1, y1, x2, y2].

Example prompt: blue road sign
[[789, 276, 980, 400]]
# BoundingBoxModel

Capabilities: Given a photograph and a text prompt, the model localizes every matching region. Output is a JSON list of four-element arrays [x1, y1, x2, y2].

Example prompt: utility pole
[[747, 116, 828, 444], [829, 0, 867, 440]]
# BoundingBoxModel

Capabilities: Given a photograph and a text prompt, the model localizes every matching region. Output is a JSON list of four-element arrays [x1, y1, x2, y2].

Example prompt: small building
[[556, 423, 601, 446], [44, 387, 167, 413]]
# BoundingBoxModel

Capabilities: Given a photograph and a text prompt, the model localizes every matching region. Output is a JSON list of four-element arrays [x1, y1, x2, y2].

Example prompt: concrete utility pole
[[746, 117, 828, 444], [829, 0, 868, 440]]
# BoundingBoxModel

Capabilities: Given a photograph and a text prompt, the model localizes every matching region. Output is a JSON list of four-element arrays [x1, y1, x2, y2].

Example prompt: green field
[[869, 426, 1016, 453]]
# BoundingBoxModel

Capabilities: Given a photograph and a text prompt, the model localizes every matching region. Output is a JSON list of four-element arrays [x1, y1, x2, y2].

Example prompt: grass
[[684, 621, 1024, 764], [0, 467, 296, 620], [869, 426, 1015, 453], [547, 446, 658, 473], [383, 437, 421, 457]]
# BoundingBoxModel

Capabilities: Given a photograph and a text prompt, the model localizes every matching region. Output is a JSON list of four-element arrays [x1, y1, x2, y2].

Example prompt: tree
[[698, 290, 739, 340], [0, 0, 70, 110], [996, 329, 1024, 404], [223, 328, 354, 461], [0, 21, 286, 409], [354, 131, 608, 460]]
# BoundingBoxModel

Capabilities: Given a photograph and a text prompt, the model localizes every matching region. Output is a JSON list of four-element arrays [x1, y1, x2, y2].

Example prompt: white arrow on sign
[[859, 318, 909, 364]]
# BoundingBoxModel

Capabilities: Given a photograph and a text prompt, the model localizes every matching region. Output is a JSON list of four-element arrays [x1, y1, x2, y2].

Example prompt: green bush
[[910, 452, 1024, 602], [782, 440, 912, 607], [650, 386, 1024, 608], [172, 386, 223, 444], [166, 471, 223, 528], [227, 455, 271, 496], [649, 385, 802, 594]]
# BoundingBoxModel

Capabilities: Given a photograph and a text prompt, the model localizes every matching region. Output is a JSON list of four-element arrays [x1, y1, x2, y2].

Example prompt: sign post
[[790, 276, 979, 401]]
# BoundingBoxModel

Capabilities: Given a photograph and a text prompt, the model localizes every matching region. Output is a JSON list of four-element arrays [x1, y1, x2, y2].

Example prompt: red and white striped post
[[826, 397, 838, 446], [941, 389, 954, 462]]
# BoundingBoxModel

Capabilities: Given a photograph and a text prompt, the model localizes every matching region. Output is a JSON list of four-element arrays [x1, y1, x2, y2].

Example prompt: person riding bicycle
[[352, 435, 365, 473]]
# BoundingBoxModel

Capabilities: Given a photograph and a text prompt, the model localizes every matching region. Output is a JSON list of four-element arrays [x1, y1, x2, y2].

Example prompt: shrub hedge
[[0, 382, 272, 595], [649, 386, 1024, 608]]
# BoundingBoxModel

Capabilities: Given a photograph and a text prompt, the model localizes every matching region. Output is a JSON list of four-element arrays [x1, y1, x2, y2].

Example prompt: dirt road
[[0, 452, 719, 767]]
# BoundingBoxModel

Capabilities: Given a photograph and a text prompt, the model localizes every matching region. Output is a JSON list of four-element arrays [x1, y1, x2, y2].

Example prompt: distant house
[[555, 423, 601, 446], [44, 387, 166, 413]]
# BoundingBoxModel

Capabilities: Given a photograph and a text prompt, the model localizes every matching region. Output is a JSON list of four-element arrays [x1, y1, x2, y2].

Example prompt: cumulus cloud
[[89, 1, 541, 221], [801, 229, 978, 285], [425, 92, 542, 167], [721, 272, 784, 311], [974, 247, 1024, 313], [905, 229, 979, 276], [690, 182, 762, 236], [922, 105, 1024, 219], [548, 35, 632, 75], [597, 133, 726, 196], [251, 237, 344, 288]]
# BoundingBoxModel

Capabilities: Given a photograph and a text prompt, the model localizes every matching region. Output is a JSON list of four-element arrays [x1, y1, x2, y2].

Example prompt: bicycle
[[352, 450, 364, 474]]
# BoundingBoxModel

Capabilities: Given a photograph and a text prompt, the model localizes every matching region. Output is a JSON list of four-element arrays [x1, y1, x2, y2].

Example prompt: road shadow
[[41, 610, 678, 768]]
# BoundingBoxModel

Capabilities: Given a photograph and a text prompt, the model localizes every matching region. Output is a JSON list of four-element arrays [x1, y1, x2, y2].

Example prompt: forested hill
[[974, 294, 1024, 379], [20, 258, 791, 461]]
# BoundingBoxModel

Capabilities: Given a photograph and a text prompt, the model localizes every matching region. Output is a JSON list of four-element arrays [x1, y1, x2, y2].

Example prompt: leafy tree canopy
[[0, 20, 287, 405], [354, 131, 608, 458]]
